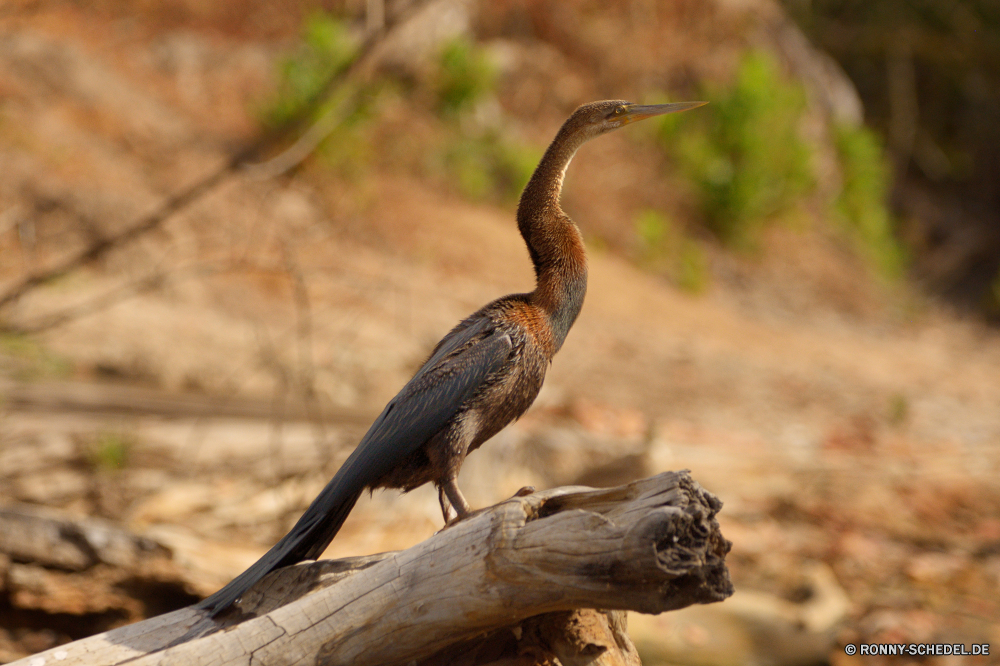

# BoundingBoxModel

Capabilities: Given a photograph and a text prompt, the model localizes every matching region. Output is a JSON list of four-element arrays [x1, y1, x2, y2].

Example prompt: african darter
[[197, 99, 706, 615]]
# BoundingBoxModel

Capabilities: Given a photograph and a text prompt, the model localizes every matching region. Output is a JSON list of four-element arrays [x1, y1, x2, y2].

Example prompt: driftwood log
[[9, 471, 732, 666]]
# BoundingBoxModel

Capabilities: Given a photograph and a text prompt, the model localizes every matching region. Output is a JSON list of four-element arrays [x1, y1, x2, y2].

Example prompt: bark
[[8, 471, 732, 666]]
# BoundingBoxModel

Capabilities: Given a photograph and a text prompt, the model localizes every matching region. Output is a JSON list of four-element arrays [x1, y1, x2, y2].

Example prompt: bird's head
[[565, 99, 707, 141]]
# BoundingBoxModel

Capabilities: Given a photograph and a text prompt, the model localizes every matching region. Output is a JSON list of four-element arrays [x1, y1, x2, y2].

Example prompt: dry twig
[[0, 0, 435, 314]]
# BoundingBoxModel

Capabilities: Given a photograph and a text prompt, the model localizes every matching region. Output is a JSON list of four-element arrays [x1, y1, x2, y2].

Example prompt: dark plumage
[[196, 99, 706, 616]]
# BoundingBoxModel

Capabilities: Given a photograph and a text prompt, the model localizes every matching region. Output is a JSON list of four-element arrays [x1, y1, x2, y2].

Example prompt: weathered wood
[[418, 609, 642, 666], [0, 378, 374, 424], [0, 504, 197, 630], [0, 504, 170, 571], [9, 471, 732, 666]]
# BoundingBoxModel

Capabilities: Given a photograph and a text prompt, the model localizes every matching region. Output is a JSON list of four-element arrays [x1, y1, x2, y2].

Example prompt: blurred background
[[0, 0, 998, 663]]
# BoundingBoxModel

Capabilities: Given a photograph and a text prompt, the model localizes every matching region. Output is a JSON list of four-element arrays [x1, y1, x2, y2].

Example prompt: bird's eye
[[614, 106, 625, 115]]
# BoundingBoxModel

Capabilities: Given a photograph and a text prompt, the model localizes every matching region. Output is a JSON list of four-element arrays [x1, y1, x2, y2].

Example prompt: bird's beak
[[622, 101, 708, 124]]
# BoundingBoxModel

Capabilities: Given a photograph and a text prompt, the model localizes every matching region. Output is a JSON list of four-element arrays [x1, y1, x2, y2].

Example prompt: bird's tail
[[193, 474, 365, 616]]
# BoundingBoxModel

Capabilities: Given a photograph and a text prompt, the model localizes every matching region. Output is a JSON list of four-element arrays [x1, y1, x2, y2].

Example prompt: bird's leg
[[442, 477, 472, 519], [437, 486, 456, 524]]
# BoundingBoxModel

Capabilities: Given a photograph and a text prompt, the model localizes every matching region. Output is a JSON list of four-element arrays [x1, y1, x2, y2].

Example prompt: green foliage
[[263, 13, 359, 129], [0, 333, 73, 380], [832, 123, 906, 279], [657, 51, 813, 248], [441, 132, 540, 203], [887, 393, 909, 427], [636, 208, 670, 250], [635, 209, 709, 294], [435, 38, 497, 116], [313, 89, 389, 178], [677, 241, 710, 294], [260, 13, 393, 178], [87, 431, 132, 472], [987, 269, 1000, 316], [784, 0, 1000, 189], [431, 38, 537, 203], [656, 49, 906, 279]]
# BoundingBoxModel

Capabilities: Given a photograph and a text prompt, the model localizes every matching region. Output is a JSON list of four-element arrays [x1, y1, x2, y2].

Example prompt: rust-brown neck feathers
[[517, 102, 628, 351]]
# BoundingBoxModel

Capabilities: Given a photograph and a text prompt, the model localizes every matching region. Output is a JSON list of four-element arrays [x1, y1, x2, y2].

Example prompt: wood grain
[[9, 471, 732, 666]]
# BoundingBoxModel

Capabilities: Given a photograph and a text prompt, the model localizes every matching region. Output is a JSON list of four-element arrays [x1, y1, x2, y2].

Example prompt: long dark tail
[[194, 472, 365, 616]]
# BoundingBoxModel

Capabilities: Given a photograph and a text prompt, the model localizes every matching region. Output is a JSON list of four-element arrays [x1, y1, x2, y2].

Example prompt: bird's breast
[[466, 326, 549, 452]]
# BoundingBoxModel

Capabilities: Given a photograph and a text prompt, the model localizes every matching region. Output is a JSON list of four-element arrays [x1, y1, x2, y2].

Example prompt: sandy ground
[[1, 3, 999, 664]]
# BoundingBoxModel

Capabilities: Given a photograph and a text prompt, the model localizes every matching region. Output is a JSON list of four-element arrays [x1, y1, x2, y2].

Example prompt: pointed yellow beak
[[622, 101, 708, 124]]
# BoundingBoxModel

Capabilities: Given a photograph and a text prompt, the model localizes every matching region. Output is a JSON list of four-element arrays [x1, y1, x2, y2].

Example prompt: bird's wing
[[195, 318, 514, 614], [339, 316, 513, 486], [284, 317, 512, 550]]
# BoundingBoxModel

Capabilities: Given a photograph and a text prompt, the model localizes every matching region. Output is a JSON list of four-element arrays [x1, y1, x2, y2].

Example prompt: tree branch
[[0, 0, 435, 313], [8, 471, 733, 666]]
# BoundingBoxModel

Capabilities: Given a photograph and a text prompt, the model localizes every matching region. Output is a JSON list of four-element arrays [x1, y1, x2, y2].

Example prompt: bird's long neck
[[517, 123, 589, 352]]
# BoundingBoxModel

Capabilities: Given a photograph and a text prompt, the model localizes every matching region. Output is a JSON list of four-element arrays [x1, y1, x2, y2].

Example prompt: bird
[[195, 99, 706, 616]]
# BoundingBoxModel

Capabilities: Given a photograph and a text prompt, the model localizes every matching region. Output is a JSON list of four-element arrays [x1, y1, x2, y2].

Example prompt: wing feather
[[340, 318, 513, 485], [196, 316, 513, 614]]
